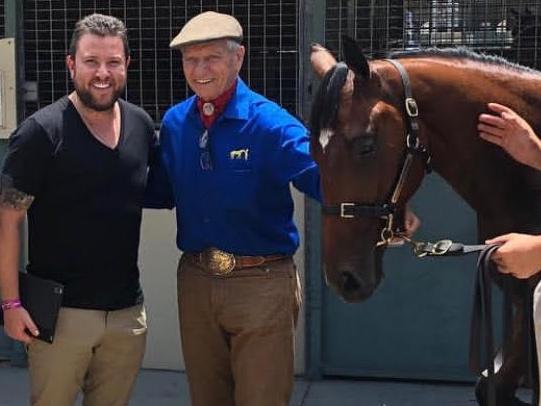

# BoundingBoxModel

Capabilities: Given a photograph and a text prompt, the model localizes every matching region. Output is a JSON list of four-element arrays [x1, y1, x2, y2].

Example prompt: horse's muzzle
[[337, 270, 380, 302]]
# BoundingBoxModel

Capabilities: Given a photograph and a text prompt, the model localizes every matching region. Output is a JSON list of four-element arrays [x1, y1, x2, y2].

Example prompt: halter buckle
[[405, 97, 419, 117], [340, 203, 355, 218], [380, 227, 394, 243]]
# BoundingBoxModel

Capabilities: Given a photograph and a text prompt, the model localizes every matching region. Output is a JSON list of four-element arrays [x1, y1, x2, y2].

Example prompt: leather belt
[[186, 247, 289, 275]]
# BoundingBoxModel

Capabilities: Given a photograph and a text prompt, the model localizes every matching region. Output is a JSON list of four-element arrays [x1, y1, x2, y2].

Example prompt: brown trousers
[[27, 304, 147, 406], [177, 255, 301, 406]]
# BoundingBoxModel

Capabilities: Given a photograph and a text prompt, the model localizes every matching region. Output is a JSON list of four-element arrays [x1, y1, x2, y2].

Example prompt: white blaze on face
[[319, 128, 334, 151]]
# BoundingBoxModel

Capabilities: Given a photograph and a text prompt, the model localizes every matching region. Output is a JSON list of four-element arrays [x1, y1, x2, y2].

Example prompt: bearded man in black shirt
[[0, 13, 154, 406]]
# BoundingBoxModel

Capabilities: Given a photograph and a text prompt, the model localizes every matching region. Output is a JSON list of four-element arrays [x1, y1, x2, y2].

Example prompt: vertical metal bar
[[299, 0, 324, 380], [338, 0, 343, 54], [138, 0, 143, 108], [169, 0, 173, 106], [49, 0, 54, 103], [512, 1, 520, 60], [535, 0, 539, 68], [247, 0, 251, 86], [64, 0, 69, 94], [346, 0, 355, 39], [369, 0, 374, 53], [122, 0, 128, 98], [154, 0, 159, 121], [386, 0, 391, 49], [184, 1, 189, 96], [5, 0, 23, 121], [36, 0, 41, 110], [263, 0, 267, 95], [279, 0, 283, 104], [403, 0, 407, 50], [0, 71, 4, 128], [4, 0, 27, 366], [354, 0, 358, 40]]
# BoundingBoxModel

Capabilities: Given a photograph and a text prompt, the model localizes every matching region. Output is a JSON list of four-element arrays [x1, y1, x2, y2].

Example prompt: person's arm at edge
[[478, 102, 541, 171], [478, 103, 541, 277], [0, 189, 39, 343], [485, 233, 541, 279]]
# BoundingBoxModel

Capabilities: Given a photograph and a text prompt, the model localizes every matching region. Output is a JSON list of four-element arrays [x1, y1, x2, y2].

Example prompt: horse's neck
[[409, 60, 541, 238]]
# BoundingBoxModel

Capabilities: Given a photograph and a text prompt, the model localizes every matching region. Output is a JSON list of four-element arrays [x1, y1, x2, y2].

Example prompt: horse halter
[[321, 59, 431, 246]]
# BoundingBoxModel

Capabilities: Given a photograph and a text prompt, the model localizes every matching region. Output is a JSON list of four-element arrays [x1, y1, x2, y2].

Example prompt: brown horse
[[310, 37, 541, 406]]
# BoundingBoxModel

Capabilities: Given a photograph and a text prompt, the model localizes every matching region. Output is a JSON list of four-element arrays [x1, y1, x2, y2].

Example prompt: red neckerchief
[[197, 80, 237, 129]]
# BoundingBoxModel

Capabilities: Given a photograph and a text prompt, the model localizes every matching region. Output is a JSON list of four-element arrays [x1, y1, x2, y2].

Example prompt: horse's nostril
[[340, 272, 361, 292]]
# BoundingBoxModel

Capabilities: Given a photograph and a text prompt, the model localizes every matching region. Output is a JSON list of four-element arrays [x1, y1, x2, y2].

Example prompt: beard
[[74, 81, 125, 112]]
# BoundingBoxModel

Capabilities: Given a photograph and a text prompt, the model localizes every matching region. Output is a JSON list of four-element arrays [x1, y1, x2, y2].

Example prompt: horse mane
[[388, 47, 540, 76], [309, 47, 540, 137], [310, 62, 349, 135]]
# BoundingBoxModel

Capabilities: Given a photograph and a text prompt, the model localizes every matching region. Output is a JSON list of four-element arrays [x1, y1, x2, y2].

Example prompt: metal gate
[[20, 0, 300, 122], [303, 0, 541, 380], [322, 0, 541, 67]]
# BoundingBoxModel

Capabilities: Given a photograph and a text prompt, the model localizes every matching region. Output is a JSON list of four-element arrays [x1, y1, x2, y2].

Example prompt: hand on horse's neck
[[69, 92, 121, 149]]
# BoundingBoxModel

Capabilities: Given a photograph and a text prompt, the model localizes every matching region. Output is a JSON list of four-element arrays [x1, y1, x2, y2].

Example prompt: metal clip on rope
[[400, 236, 487, 258], [412, 239, 453, 258]]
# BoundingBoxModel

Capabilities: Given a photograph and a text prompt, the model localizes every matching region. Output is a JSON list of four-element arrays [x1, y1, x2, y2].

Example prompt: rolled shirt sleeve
[[1, 118, 54, 198]]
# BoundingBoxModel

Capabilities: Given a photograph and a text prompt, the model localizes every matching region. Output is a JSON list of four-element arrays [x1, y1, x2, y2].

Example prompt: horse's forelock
[[310, 62, 350, 137]]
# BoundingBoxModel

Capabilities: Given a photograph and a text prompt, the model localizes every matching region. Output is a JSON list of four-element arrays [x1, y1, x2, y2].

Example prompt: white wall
[[139, 209, 184, 370], [139, 188, 306, 374]]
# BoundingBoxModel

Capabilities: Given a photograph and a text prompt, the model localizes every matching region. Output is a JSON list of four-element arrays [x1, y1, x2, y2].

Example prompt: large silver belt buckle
[[204, 248, 236, 275]]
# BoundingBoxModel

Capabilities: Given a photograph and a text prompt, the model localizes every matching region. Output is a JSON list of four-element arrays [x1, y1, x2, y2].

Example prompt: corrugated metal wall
[[22, 0, 299, 123]]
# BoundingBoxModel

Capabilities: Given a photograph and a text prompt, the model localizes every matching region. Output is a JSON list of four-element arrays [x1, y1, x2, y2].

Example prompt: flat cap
[[170, 11, 243, 49]]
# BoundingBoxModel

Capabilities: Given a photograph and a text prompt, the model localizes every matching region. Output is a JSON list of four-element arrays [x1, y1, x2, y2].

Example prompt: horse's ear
[[342, 36, 370, 79], [310, 42, 337, 78]]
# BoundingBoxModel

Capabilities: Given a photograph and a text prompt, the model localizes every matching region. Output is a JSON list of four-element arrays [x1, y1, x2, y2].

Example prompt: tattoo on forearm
[[0, 175, 34, 210]]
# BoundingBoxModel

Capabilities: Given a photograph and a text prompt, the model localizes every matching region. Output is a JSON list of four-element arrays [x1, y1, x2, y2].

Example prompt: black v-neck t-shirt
[[1, 96, 155, 310]]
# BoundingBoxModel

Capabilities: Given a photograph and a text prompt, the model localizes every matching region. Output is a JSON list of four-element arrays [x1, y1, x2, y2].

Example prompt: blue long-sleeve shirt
[[145, 79, 320, 256]]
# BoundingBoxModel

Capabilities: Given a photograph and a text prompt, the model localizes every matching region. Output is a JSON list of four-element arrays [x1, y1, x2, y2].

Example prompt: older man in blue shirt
[[145, 11, 320, 406]]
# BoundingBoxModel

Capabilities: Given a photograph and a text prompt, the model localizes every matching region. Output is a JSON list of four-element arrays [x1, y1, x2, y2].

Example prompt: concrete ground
[[2, 363, 533, 406]]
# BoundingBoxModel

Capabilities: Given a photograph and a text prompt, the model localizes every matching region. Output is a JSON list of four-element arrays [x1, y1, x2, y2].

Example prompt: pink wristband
[[1, 299, 22, 311]]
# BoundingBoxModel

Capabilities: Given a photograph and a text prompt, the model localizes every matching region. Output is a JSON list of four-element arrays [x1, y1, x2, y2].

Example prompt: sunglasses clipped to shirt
[[199, 129, 212, 170]]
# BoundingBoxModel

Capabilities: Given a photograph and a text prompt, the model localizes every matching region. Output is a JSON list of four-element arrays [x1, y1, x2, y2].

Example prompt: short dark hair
[[69, 13, 130, 58]]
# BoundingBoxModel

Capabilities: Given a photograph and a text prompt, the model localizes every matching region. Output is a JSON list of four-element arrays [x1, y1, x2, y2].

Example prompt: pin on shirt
[[202, 102, 215, 116]]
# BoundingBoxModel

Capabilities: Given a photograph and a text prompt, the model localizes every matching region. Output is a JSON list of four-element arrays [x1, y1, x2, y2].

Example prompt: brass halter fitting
[[376, 214, 395, 247]]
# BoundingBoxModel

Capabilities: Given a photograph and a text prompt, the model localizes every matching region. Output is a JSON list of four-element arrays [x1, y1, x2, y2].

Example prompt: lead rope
[[398, 238, 522, 406], [470, 245, 501, 406]]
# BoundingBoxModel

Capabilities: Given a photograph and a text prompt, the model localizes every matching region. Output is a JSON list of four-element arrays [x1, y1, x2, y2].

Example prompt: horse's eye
[[352, 135, 376, 157]]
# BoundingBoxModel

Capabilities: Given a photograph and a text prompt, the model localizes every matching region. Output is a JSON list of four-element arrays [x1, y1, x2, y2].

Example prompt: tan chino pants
[[28, 304, 147, 406]]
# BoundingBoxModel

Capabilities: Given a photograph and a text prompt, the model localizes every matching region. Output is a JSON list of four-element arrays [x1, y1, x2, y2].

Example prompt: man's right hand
[[3, 307, 39, 344]]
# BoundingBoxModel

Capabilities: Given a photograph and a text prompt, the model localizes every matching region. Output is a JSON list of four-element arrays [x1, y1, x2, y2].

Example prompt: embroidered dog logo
[[230, 149, 249, 160]]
